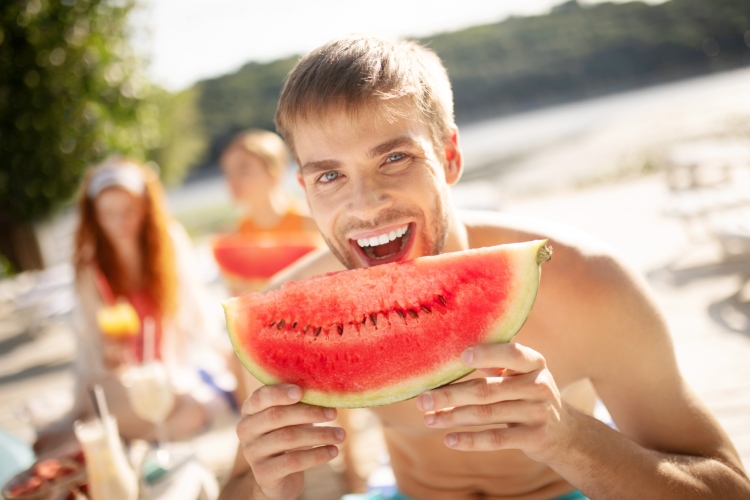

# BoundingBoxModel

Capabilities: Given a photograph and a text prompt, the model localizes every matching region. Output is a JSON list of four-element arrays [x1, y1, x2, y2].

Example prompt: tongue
[[373, 239, 401, 258]]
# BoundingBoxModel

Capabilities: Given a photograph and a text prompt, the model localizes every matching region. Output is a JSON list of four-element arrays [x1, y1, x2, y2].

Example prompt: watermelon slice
[[212, 234, 318, 280], [224, 240, 552, 408]]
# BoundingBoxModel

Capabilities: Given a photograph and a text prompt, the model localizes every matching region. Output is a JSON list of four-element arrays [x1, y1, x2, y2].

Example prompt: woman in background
[[221, 129, 317, 237], [35, 157, 232, 453], [217, 129, 321, 295]]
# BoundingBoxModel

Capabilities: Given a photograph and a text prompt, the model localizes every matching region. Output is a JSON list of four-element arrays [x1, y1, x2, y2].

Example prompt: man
[[220, 35, 750, 499]]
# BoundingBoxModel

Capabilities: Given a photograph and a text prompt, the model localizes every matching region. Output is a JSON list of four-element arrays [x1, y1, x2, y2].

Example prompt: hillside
[[187, 0, 750, 172]]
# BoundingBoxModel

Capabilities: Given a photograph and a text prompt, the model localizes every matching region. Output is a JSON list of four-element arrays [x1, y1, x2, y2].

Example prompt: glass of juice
[[121, 362, 176, 466], [96, 301, 141, 339], [73, 416, 138, 500]]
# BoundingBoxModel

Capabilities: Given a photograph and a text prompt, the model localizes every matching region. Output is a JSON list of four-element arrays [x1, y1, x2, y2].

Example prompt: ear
[[443, 128, 463, 186]]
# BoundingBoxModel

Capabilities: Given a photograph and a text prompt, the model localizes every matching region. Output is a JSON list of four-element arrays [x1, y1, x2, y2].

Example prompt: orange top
[[225, 209, 320, 294], [238, 210, 309, 237]]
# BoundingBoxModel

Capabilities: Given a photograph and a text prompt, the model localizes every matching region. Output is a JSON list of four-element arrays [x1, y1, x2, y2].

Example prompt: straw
[[143, 316, 155, 364], [93, 384, 110, 420], [88, 386, 101, 419]]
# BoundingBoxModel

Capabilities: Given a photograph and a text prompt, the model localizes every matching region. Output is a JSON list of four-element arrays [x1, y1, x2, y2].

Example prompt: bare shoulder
[[461, 209, 631, 288], [461, 210, 664, 354], [264, 246, 346, 291]]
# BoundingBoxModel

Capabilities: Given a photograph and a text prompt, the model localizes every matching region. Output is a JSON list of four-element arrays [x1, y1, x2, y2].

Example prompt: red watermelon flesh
[[212, 234, 317, 280], [224, 240, 552, 408]]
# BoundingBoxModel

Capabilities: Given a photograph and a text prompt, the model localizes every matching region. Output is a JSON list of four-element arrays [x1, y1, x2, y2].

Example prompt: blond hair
[[275, 35, 455, 158], [221, 129, 289, 178]]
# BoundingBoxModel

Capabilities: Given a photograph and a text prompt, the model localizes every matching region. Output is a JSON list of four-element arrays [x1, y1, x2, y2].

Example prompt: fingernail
[[328, 446, 339, 458], [420, 392, 433, 411], [334, 428, 345, 441], [462, 348, 474, 366], [287, 386, 301, 400], [323, 407, 336, 420], [445, 433, 458, 447], [425, 413, 436, 426]]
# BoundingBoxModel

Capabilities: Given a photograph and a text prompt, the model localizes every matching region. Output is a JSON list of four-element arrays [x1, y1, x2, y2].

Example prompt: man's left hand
[[416, 343, 573, 464]]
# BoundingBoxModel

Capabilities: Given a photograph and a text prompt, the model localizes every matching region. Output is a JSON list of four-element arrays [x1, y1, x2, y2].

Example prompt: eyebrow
[[299, 159, 341, 177], [368, 136, 421, 159], [299, 136, 421, 177]]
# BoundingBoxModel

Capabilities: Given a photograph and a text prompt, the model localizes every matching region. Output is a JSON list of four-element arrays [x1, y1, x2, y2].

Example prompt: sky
[[139, 0, 665, 91]]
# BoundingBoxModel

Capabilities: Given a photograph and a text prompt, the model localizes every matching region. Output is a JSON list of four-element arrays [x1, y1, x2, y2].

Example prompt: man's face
[[293, 102, 459, 269]]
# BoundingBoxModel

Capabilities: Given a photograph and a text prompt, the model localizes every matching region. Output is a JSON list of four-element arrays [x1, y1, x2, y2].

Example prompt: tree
[[0, 0, 162, 271]]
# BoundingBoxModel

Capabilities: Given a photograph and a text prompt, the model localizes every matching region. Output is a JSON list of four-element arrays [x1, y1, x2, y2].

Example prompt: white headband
[[87, 164, 146, 199]]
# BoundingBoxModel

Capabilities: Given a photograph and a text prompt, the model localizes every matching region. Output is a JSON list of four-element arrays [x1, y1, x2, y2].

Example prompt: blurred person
[[216, 129, 321, 295], [35, 158, 232, 454], [220, 36, 750, 500]]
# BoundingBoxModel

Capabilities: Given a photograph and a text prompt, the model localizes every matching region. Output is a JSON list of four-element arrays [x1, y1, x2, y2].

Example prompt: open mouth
[[351, 223, 414, 266]]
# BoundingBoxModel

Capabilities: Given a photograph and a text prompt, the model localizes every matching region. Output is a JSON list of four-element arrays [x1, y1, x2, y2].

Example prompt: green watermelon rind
[[225, 239, 548, 408]]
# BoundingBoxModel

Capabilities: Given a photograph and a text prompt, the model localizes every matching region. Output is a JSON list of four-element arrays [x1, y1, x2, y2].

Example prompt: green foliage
[[149, 85, 207, 186], [0, 0, 163, 221], [426, 0, 750, 121], [0, 252, 16, 278], [187, 0, 750, 169], [195, 56, 297, 162]]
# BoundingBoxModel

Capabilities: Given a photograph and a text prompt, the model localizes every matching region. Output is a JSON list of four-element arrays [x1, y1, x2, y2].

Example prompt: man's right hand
[[237, 383, 345, 500]]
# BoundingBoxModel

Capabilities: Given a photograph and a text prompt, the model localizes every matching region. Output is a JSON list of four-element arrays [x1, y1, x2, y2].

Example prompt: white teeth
[[356, 224, 410, 248]]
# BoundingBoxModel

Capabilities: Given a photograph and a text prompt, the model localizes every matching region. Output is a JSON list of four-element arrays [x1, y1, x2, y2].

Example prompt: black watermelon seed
[[292, 321, 298, 329], [337, 325, 343, 335], [370, 314, 377, 326], [269, 321, 276, 328], [277, 320, 285, 329], [438, 295, 447, 305], [397, 310, 406, 320], [314, 326, 322, 337], [363, 316, 368, 325], [408, 309, 418, 319], [421, 305, 431, 313]]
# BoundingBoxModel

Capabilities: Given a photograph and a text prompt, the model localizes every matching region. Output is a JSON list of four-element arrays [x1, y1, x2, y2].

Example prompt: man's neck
[[441, 204, 470, 254]]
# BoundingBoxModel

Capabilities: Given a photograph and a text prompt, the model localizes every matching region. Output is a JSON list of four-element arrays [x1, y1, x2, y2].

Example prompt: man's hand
[[417, 343, 572, 464], [237, 383, 346, 500]]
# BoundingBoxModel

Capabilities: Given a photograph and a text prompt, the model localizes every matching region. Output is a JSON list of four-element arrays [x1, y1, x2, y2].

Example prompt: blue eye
[[387, 153, 405, 162], [320, 171, 339, 183]]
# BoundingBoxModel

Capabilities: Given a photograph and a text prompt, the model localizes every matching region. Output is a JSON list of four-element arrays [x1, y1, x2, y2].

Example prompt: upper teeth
[[357, 225, 408, 248]]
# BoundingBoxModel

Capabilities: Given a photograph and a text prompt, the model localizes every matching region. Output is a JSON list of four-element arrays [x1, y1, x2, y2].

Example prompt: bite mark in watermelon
[[224, 240, 552, 408]]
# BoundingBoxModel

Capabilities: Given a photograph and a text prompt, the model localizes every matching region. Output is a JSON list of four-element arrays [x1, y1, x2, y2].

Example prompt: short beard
[[323, 191, 450, 270]]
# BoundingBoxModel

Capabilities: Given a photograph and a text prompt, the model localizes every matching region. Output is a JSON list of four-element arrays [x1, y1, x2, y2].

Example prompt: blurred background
[[2, 0, 750, 268], [1, 0, 750, 495]]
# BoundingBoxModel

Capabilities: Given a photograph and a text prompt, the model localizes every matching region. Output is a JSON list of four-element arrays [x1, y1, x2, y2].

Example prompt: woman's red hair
[[74, 161, 177, 317]]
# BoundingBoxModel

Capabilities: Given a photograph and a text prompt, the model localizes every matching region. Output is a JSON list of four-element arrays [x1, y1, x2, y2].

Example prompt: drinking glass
[[121, 362, 176, 466], [74, 416, 138, 500]]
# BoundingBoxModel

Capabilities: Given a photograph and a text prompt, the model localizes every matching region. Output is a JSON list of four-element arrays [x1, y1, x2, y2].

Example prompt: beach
[[2, 67, 750, 496]]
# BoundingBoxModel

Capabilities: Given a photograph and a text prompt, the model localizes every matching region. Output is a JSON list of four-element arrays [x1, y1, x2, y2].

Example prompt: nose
[[346, 173, 392, 221]]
